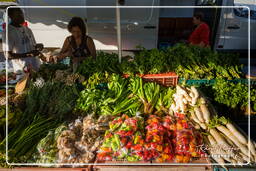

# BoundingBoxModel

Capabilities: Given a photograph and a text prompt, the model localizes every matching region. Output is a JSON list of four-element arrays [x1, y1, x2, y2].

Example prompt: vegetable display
[[0, 44, 254, 169], [57, 115, 112, 163]]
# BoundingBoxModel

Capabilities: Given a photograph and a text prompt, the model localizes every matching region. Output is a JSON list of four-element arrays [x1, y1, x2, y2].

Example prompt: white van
[[11, 0, 256, 53]]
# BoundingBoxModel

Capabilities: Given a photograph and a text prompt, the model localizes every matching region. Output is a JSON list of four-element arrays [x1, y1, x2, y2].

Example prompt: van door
[[86, 0, 159, 50], [215, 0, 256, 52]]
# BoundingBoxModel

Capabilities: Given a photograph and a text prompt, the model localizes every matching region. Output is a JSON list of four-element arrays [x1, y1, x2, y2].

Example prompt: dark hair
[[7, 6, 22, 18], [193, 12, 204, 21], [67, 17, 87, 37]]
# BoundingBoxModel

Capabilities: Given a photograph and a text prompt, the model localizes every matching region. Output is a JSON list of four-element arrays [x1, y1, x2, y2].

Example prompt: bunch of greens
[[2, 115, 58, 162], [212, 79, 256, 112], [0, 81, 79, 162], [77, 52, 120, 78], [76, 44, 243, 80], [32, 63, 68, 81], [76, 74, 140, 117], [82, 72, 111, 89]]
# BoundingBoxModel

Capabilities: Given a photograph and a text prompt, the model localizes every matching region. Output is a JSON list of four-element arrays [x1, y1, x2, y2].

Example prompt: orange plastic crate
[[141, 72, 178, 87]]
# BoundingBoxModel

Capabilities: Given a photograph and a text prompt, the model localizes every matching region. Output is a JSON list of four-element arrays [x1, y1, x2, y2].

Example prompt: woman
[[53, 17, 96, 71], [188, 12, 210, 48]]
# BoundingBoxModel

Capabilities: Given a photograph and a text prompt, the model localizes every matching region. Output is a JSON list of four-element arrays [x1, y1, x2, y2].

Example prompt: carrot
[[200, 104, 210, 124], [194, 107, 205, 123], [226, 123, 247, 145]]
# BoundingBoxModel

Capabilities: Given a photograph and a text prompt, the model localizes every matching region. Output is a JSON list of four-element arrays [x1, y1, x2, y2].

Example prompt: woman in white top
[[2, 7, 43, 73]]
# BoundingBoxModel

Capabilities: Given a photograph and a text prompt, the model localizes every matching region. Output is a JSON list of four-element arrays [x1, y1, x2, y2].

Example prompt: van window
[[196, 0, 217, 5], [234, 0, 256, 20]]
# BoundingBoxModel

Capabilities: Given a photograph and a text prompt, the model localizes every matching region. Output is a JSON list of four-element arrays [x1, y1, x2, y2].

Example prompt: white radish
[[208, 135, 233, 163], [226, 123, 247, 145], [191, 86, 199, 105], [239, 153, 250, 163], [177, 85, 191, 101], [195, 124, 200, 130], [170, 103, 176, 112], [216, 125, 249, 157], [199, 123, 207, 130], [194, 107, 205, 123], [189, 92, 195, 99], [190, 111, 200, 124], [248, 139, 256, 157], [191, 86, 199, 98], [183, 98, 188, 104], [210, 128, 231, 149], [200, 104, 210, 124], [199, 97, 206, 105]]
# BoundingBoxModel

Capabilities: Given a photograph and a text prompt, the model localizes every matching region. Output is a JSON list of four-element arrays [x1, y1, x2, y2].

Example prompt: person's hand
[[49, 55, 58, 63], [35, 44, 44, 51], [31, 50, 40, 56]]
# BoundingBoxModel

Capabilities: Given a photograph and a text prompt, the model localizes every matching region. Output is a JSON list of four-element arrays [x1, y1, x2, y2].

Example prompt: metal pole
[[116, 0, 122, 63]]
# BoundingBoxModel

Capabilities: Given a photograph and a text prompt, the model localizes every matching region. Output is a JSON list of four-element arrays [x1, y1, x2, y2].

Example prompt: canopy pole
[[116, 0, 122, 63]]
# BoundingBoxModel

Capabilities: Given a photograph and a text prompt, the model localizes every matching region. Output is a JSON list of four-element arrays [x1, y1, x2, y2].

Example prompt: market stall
[[0, 44, 256, 170]]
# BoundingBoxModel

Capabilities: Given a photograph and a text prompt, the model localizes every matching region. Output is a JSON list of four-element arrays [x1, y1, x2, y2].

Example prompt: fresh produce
[[170, 85, 213, 130], [75, 44, 243, 80], [97, 114, 145, 162], [98, 114, 204, 163], [212, 79, 256, 113], [77, 52, 120, 78], [207, 116, 256, 164], [6, 115, 58, 161], [144, 115, 174, 162], [35, 125, 67, 164], [32, 63, 68, 81], [173, 115, 204, 163], [57, 115, 112, 163], [76, 74, 141, 117]]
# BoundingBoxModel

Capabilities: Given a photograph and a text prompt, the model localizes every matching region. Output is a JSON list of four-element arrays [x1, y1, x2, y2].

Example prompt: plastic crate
[[142, 72, 178, 87]]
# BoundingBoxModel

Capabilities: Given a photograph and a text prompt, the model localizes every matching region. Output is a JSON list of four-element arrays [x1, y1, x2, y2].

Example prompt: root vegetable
[[199, 122, 207, 130], [189, 92, 194, 99], [199, 97, 206, 105], [194, 107, 205, 123], [190, 111, 200, 124], [200, 104, 210, 124], [226, 123, 247, 145], [191, 86, 199, 105], [210, 128, 230, 149], [170, 103, 176, 112], [208, 135, 233, 163], [177, 85, 191, 101], [248, 140, 256, 157], [216, 125, 249, 157], [183, 98, 188, 104]]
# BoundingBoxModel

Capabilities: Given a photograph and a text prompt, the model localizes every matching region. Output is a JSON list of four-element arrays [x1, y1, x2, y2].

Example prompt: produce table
[[1, 45, 256, 170]]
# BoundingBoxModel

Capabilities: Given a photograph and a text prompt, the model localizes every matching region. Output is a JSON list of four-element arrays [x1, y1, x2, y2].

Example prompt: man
[[188, 12, 210, 48], [2, 7, 43, 73]]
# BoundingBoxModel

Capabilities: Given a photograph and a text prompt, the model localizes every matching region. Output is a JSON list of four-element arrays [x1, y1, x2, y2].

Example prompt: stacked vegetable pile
[[169, 85, 256, 165], [97, 114, 145, 162], [77, 44, 243, 80], [0, 44, 255, 169], [56, 115, 112, 164], [97, 114, 203, 163]]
